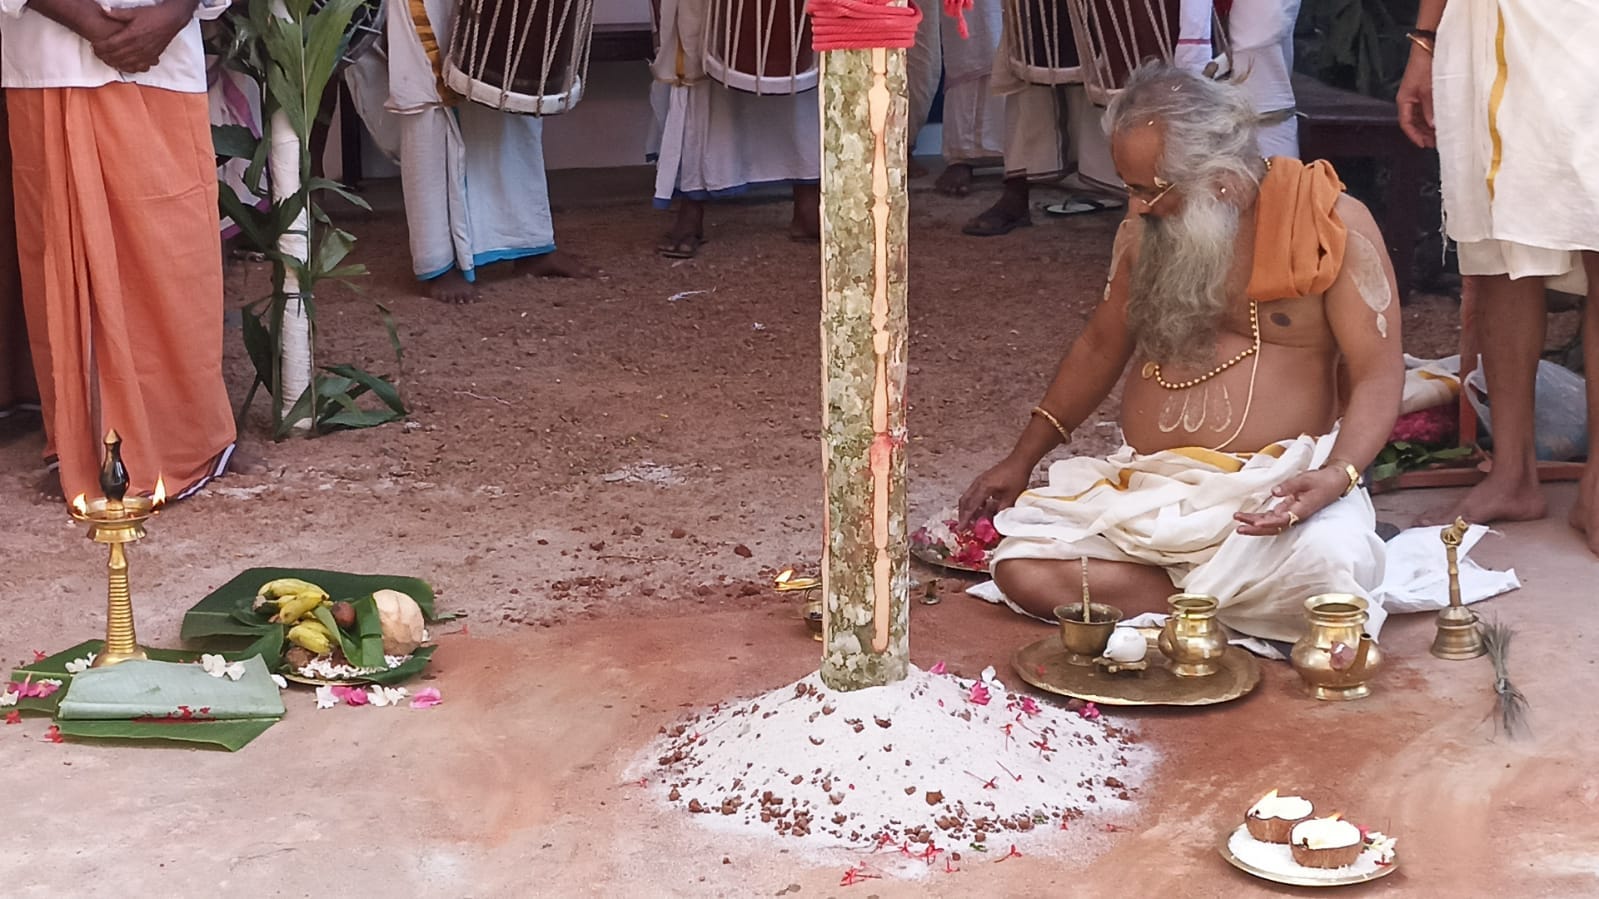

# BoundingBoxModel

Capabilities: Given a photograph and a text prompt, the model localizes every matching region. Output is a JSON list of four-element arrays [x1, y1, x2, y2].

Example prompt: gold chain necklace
[[1140, 300, 1261, 391]]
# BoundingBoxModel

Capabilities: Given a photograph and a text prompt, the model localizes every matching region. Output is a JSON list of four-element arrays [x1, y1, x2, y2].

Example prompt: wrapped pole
[[813, 3, 917, 691]]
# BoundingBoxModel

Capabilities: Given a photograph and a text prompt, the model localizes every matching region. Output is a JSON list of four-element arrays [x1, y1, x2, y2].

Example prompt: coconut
[[372, 589, 427, 655]]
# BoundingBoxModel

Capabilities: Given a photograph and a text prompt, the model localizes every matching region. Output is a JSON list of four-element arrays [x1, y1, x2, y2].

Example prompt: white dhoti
[[909, 0, 1006, 163], [1435, 0, 1598, 295], [990, 432, 1387, 643], [988, 8, 1116, 185], [386, 0, 556, 281], [649, 0, 820, 208]]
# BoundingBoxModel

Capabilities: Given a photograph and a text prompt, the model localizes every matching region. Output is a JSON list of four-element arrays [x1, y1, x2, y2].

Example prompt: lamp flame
[[71, 493, 88, 516], [1259, 788, 1279, 802], [151, 476, 166, 508]]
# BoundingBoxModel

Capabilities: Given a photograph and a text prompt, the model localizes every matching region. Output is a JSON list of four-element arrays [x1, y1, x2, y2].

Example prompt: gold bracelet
[[1405, 32, 1434, 55], [1031, 405, 1071, 443], [1322, 458, 1363, 496]]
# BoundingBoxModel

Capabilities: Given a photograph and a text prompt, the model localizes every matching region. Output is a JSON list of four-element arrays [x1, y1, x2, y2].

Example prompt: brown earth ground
[[2, 167, 1597, 897]]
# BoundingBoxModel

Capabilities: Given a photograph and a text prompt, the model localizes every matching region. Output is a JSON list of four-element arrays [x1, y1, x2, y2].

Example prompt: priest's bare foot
[[428, 270, 480, 305], [962, 176, 1031, 237], [226, 443, 267, 476], [1568, 469, 1599, 555], [934, 163, 974, 196], [1417, 467, 1546, 526], [518, 250, 595, 279]]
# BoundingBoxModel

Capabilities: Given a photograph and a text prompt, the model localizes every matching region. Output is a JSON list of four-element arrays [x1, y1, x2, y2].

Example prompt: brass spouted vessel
[[1291, 594, 1382, 701], [1157, 594, 1227, 677]]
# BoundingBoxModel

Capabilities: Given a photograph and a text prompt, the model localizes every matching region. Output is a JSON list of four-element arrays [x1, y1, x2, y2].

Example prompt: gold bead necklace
[[1140, 300, 1261, 390]]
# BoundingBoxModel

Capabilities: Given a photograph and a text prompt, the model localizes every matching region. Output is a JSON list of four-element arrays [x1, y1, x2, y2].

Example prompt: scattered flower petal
[[330, 685, 369, 706], [967, 683, 991, 706], [270, 675, 288, 689], [929, 660, 947, 675], [200, 654, 229, 678], [3, 710, 20, 725], [1077, 702, 1101, 720], [314, 685, 337, 709], [43, 725, 63, 743], [32, 650, 46, 662], [0, 690, 17, 708], [64, 654, 97, 674], [410, 687, 443, 709], [368, 686, 409, 707]]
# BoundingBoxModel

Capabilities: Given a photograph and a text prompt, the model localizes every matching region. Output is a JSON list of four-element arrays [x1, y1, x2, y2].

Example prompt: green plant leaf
[[325, 363, 406, 414], [211, 123, 260, 160], [240, 303, 278, 396], [377, 303, 405, 368]]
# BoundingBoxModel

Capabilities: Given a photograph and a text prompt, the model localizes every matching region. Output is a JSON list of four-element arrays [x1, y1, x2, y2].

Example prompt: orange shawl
[[1246, 157, 1348, 302]]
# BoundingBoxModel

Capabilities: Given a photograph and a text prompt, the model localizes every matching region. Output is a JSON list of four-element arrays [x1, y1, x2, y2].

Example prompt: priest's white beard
[[1127, 196, 1240, 368]]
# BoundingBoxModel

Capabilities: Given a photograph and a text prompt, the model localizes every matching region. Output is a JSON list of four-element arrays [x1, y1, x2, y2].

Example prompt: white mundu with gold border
[[1434, 0, 1599, 295]]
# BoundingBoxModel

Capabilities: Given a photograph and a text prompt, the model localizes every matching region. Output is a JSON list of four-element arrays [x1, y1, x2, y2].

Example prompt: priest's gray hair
[[1106, 62, 1267, 198]]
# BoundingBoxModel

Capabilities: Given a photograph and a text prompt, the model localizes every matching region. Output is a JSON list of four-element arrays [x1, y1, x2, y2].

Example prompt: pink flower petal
[[3, 711, 20, 725], [33, 681, 60, 698], [968, 683, 991, 706], [410, 687, 443, 709], [1077, 702, 1101, 720], [32, 650, 46, 662], [929, 660, 947, 675], [43, 725, 63, 743]]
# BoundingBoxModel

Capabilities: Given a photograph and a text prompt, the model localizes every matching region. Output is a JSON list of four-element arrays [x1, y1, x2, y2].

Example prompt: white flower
[[314, 685, 337, 709], [0, 690, 17, 708], [65, 653, 97, 674], [1365, 832, 1397, 864], [270, 674, 288, 689], [383, 655, 407, 670], [200, 654, 247, 680], [979, 665, 1006, 693], [367, 686, 409, 707]]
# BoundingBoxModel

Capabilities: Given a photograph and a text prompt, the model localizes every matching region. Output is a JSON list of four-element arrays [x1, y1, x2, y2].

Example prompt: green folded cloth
[[57, 656, 285, 721]]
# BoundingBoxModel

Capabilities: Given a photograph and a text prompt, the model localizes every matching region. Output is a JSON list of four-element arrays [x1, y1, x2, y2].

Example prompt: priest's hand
[[1233, 469, 1349, 537], [958, 459, 1031, 528], [1396, 48, 1435, 149], [91, 0, 199, 74]]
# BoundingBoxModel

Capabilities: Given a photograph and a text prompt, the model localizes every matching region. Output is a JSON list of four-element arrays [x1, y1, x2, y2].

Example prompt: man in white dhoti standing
[[908, 0, 1006, 196], [650, 0, 820, 258], [1175, 0, 1301, 158], [387, 0, 589, 304], [1397, 0, 1599, 551], [959, 64, 1404, 643], [963, 14, 1115, 236]]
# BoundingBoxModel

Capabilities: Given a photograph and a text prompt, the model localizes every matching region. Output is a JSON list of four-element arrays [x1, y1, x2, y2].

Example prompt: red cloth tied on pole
[[807, 0, 923, 51]]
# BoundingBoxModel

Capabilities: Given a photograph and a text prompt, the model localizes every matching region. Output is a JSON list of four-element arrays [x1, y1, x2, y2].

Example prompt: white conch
[[1103, 628, 1148, 663]]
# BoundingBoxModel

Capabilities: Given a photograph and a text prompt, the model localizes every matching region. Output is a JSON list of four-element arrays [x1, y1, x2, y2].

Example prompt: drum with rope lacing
[[443, 0, 596, 114], [703, 0, 816, 95]]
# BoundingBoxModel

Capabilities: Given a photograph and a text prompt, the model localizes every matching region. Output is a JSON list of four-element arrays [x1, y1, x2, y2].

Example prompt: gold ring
[[1287, 511, 1300, 528]]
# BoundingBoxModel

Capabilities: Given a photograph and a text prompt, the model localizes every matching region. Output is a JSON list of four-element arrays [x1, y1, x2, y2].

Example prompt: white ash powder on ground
[[637, 665, 1153, 852]]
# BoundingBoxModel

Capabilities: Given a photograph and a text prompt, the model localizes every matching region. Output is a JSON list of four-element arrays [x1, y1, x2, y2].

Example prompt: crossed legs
[[992, 558, 1175, 621]]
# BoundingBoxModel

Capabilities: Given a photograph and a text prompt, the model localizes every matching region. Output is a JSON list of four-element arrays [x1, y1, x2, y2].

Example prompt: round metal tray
[[1012, 635, 1261, 707], [1219, 825, 1399, 887]]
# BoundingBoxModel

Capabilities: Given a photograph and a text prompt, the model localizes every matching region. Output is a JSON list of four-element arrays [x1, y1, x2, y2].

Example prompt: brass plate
[[909, 543, 988, 574], [1219, 825, 1399, 887], [1011, 636, 1260, 707]]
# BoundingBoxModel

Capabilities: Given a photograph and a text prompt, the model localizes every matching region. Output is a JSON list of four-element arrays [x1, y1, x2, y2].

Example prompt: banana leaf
[[9, 641, 281, 750], [54, 718, 279, 751], [180, 567, 437, 640], [364, 645, 437, 686]]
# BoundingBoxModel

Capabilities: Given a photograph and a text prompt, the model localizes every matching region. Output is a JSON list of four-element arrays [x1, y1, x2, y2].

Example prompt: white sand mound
[[639, 665, 1152, 850]]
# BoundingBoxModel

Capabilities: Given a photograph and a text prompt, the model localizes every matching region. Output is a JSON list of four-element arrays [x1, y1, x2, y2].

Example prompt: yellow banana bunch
[[286, 621, 334, 655], [272, 592, 327, 625], [257, 578, 329, 603]]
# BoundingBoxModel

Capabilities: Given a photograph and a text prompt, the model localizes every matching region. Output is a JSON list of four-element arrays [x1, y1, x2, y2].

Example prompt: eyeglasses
[[1129, 176, 1177, 208]]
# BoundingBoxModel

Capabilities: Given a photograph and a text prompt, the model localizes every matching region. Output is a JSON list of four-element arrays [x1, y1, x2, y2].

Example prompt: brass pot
[[1054, 603, 1123, 666], [1290, 594, 1382, 701], [1157, 594, 1227, 677]]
